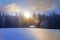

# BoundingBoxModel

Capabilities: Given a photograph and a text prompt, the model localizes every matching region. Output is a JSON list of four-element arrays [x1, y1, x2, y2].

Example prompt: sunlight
[[23, 11, 32, 18]]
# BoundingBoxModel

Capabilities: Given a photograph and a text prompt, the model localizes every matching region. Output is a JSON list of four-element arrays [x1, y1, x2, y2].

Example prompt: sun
[[23, 11, 32, 18]]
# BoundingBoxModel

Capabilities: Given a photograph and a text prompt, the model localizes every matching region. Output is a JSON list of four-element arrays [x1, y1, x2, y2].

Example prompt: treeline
[[0, 11, 22, 28], [0, 11, 60, 29], [39, 12, 60, 29]]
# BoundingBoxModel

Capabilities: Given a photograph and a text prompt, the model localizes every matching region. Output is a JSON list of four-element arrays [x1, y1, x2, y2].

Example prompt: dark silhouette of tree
[[48, 12, 60, 29]]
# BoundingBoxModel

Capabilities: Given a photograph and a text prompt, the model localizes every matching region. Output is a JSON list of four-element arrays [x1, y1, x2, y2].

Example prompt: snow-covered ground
[[0, 28, 60, 40]]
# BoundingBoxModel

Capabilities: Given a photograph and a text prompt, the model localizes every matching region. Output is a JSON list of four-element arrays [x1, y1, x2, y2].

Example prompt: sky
[[0, 0, 60, 14]]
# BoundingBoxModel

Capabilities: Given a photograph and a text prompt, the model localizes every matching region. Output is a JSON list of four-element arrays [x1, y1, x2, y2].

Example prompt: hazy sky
[[0, 0, 60, 14]]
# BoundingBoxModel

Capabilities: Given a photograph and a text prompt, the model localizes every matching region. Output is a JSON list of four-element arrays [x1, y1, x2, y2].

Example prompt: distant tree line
[[0, 11, 22, 28], [0, 11, 60, 29], [38, 12, 60, 29]]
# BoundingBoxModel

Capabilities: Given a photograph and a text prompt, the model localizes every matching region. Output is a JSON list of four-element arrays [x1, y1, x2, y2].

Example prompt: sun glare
[[23, 11, 32, 18]]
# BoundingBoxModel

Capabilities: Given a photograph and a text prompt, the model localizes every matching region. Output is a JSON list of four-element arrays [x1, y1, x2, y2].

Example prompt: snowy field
[[0, 28, 60, 40]]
